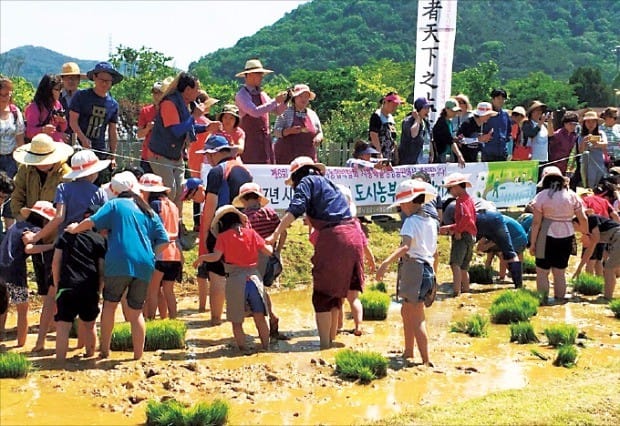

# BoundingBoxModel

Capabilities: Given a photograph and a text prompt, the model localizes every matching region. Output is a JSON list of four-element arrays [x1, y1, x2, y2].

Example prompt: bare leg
[[197, 277, 209, 312], [208, 272, 226, 325], [99, 300, 118, 358], [157, 287, 168, 319], [76, 319, 85, 349], [55, 321, 72, 361], [451, 265, 462, 296], [603, 267, 618, 299], [411, 302, 430, 364], [264, 292, 280, 336], [82, 320, 97, 357], [120, 291, 130, 322], [162, 281, 177, 319], [536, 267, 550, 300], [401, 301, 415, 358], [594, 260, 604, 277], [551, 267, 567, 300], [338, 298, 345, 330], [33, 286, 57, 351], [0, 311, 6, 340], [316, 311, 333, 349], [16, 302, 29, 347], [231, 322, 246, 350], [347, 290, 363, 335], [125, 306, 146, 360], [252, 313, 270, 349], [461, 269, 470, 293], [330, 307, 339, 342], [145, 270, 164, 320]]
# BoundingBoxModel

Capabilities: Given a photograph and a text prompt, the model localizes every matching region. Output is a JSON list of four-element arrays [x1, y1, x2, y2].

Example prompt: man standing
[[58, 62, 86, 143], [483, 88, 512, 162], [399, 97, 432, 165], [69, 62, 122, 182], [234, 59, 287, 164]]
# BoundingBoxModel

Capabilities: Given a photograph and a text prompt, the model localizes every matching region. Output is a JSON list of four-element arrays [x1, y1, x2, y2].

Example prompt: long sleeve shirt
[[235, 85, 286, 119]]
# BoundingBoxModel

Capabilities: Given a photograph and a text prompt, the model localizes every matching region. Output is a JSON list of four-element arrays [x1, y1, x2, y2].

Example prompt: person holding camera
[[274, 84, 323, 164], [25, 74, 68, 143], [522, 100, 554, 167]]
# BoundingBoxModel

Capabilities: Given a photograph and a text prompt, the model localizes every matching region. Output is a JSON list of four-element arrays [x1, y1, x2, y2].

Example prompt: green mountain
[[0, 45, 99, 85], [190, 0, 620, 81]]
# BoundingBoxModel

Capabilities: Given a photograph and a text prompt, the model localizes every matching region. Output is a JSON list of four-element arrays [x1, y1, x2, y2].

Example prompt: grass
[[0, 352, 32, 378], [610, 299, 620, 319], [522, 253, 536, 274], [553, 344, 578, 368], [509, 321, 539, 344], [334, 349, 388, 383], [110, 319, 187, 351], [544, 324, 577, 347], [145, 398, 229, 426], [450, 314, 489, 337], [489, 289, 540, 324], [468, 264, 495, 284], [570, 273, 604, 296], [360, 290, 391, 320], [368, 281, 387, 293]]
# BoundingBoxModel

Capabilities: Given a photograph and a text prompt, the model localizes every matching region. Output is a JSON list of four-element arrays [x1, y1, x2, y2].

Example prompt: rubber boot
[[509, 261, 523, 289]]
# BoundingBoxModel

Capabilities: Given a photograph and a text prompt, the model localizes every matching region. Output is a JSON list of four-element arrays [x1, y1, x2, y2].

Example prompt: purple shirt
[[549, 128, 577, 174], [235, 85, 286, 119]]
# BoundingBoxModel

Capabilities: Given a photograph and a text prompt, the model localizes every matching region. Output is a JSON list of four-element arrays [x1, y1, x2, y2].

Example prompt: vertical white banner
[[414, 0, 458, 122]]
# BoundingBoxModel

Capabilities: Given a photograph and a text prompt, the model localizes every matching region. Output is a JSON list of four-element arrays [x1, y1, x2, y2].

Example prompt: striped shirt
[[244, 206, 280, 239]]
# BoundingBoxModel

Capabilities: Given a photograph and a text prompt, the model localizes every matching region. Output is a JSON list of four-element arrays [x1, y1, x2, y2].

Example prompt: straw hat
[[196, 90, 219, 109], [527, 100, 547, 115], [537, 165, 568, 187], [285, 156, 326, 185], [216, 104, 240, 123], [139, 173, 170, 193], [389, 179, 437, 209], [442, 172, 472, 188], [290, 84, 316, 100], [576, 187, 593, 197], [473, 102, 498, 117], [13, 133, 73, 165], [235, 59, 273, 78], [20, 200, 56, 222], [59, 62, 86, 79], [63, 149, 110, 180], [106, 171, 141, 198], [232, 182, 269, 208], [86, 62, 123, 85], [210, 205, 247, 237], [582, 110, 603, 123]]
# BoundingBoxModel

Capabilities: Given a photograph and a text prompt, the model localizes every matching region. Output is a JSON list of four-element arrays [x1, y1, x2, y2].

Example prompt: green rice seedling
[[510, 321, 539, 344], [360, 290, 391, 320], [369, 281, 387, 293], [553, 344, 577, 368], [489, 289, 540, 324], [609, 299, 620, 319], [522, 253, 536, 274], [544, 324, 577, 347], [187, 400, 229, 426], [111, 319, 187, 352], [334, 349, 388, 383], [468, 264, 495, 284], [0, 352, 32, 378], [146, 398, 229, 426], [570, 273, 604, 296], [450, 314, 489, 337], [110, 322, 133, 351], [530, 349, 549, 360]]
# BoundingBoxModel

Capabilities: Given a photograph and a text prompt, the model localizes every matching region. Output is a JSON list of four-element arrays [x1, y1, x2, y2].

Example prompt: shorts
[[197, 262, 209, 279], [397, 258, 434, 303], [202, 232, 225, 276], [5, 283, 28, 304], [604, 230, 620, 270], [583, 243, 605, 261], [449, 233, 474, 270], [244, 280, 266, 316], [312, 290, 343, 313], [536, 236, 573, 270], [32, 251, 53, 295], [103, 276, 148, 310], [155, 260, 182, 281], [54, 288, 100, 323]]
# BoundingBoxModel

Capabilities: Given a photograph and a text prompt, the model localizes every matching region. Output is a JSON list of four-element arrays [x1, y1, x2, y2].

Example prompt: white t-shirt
[[530, 123, 549, 162], [401, 212, 438, 265], [0, 106, 25, 155]]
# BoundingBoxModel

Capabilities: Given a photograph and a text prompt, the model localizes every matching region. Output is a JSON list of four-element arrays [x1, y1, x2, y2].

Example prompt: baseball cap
[[414, 97, 432, 111]]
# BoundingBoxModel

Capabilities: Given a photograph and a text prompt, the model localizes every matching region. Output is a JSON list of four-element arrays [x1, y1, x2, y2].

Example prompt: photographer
[[24, 74, 68, 143], [522, 100, 554, 167]]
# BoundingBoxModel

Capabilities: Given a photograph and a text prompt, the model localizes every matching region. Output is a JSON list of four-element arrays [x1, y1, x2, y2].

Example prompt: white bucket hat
[[389, 180, 437, 209], [63, 149, 110, 180], [139, 173, 170, 193]]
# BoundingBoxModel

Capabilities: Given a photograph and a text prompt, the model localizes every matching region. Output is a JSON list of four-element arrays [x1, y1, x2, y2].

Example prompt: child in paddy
[[53, 205, 106, 361], [194, 205, 272, 351]]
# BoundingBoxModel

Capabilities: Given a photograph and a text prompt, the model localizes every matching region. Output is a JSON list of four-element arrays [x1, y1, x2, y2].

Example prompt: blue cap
[[196, 135, 235, 154], [414, 97, 432, 111], [182, 177, 203, 200], [86, 61, 123, 85]]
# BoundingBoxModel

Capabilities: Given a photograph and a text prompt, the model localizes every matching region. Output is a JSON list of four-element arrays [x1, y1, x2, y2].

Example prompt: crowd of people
[[0, 57, 619, 367]]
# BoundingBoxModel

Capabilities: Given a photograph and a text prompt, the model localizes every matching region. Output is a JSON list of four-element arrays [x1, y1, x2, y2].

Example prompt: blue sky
[[0, 0, 307, 69]]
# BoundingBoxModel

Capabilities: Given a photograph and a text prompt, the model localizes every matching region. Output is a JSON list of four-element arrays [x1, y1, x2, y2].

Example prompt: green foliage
[[489, 289, 540, 324], [570, 273, 604, 296], [369, 282, 387, 293], [468, 264, 495, 284], [522, 253, 536, 274], [504, 71, 580, 110], [553, 345, 578, 368], [569, 66, 614, 107], [0, 352, 32, 378], [145, 398, 229, 426], [334, 349, 388, 383], [452, 61, 500, 105], [510, 321, 539, 344], [5, 76, 35, 111], [610, 299, 620, 319], [450, 314, 489, 337], [360, 290, 391, 320], [544, 324, 577, 347], [110, 319, 187, 351]]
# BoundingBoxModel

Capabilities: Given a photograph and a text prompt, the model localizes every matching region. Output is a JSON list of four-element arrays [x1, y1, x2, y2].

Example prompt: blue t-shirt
[[287, 175, 351, 222], [90, 198, 168, 283], [503, 215, 528, 253], [69, 88, 119, 151], [0, 221, 40, 287], [485, 109, 511, 157], [205, 159, 252, 208], [54, 180, 107, 231]]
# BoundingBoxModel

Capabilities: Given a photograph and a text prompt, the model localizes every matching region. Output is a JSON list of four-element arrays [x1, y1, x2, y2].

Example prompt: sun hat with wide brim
[[235, 59, 274, 78], [527, 100, 547, 115], [442, 172, 473, 188], [388, 179, 437, 209], [582, 110, 603, 123], [216, 104, 240, 121], [473, 102, 498, 117], [285, 156, 326, 186], [575, 186, 594, 197], [290, 84, 316, 100], [511, 106, 527, 117], [195, 134, 238, 154], [210, 205, 248, 237], [63, 149, 110, 180], [59, 62, 87, 79], [537, 165, 568, 187], [139, 173, 170, 193], [86, 61, 124, 85], [20, 200, 57, 222], [13, 133, 74, 166], [105, 171, 141, 198], [232, 182, 270, 208]]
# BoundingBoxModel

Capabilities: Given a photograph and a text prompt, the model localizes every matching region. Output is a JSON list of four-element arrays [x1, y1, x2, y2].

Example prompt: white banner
[[414, 0, 458, 121]]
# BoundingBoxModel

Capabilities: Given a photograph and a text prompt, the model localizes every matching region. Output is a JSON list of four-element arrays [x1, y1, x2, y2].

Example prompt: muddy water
[[1, 280, 619, 425]]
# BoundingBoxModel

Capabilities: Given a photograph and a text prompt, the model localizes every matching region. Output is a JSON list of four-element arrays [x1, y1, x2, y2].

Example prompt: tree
[[451, 61, 500, 105], [504, 71, 580, 110], [568, 66, 613, 107], [6, 76, 34, 110]]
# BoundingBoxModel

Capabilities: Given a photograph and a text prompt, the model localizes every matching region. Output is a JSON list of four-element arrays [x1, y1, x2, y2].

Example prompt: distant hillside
[[0, 45, 99, 85], [190, 0, 620, 81]]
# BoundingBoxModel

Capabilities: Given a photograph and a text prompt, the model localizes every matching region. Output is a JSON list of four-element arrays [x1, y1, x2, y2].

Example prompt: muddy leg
[[460, 269, 470, 293], [162, 281, 176, 319], [33, 286, 56, 351], [316, 311, 333, 349], [125, 307, 146, 360], [197, 277, 209, 313], [16, 302, 28, 347], [536, 267, 550, 301], [145, 270, 163, 320], [99, 300, 118, 358], [551, 267, 566, 300], [603, 267, 618, 299], [55, 321, 72, 361], [451, 265, 462, 296], [253, 313, 269, 349], [347, 290, 363, 335], [232, 322, 246, 350], [82, 320, 97, 357], [209, 272, 226, 325], [411, 302, 429, 364], [401, 301, 415, 358]]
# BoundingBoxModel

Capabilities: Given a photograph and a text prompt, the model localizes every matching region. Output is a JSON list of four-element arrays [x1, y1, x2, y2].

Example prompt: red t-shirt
[[214, 227, 265, 267], [582, 195, 613, 218], [453, 193, 477, 236], [137, 104, 157, 160]]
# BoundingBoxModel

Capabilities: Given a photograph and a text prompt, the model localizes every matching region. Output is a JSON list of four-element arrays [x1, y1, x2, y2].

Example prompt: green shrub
[[368, 281, 387, 293], [570, 273, 604, 296], [0, 352, 32, 378], [146, 399, 229, 426], [450, 314, 489, 337], [544, 324, 577, 347], [110, 319, 187, 351], [553, 344, 578, 368], [334, 349, 388, 383], [510, 321, 539, 344], [468, 264, 495, 284], [610, 299, 620, 319], [522, 253, 536, 274], [360, 290, 391, 320], [489, 289, 540, 324]]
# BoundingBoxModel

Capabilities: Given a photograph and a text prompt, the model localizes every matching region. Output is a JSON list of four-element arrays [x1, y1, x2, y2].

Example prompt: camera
[[51, 108, 65, 117]]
